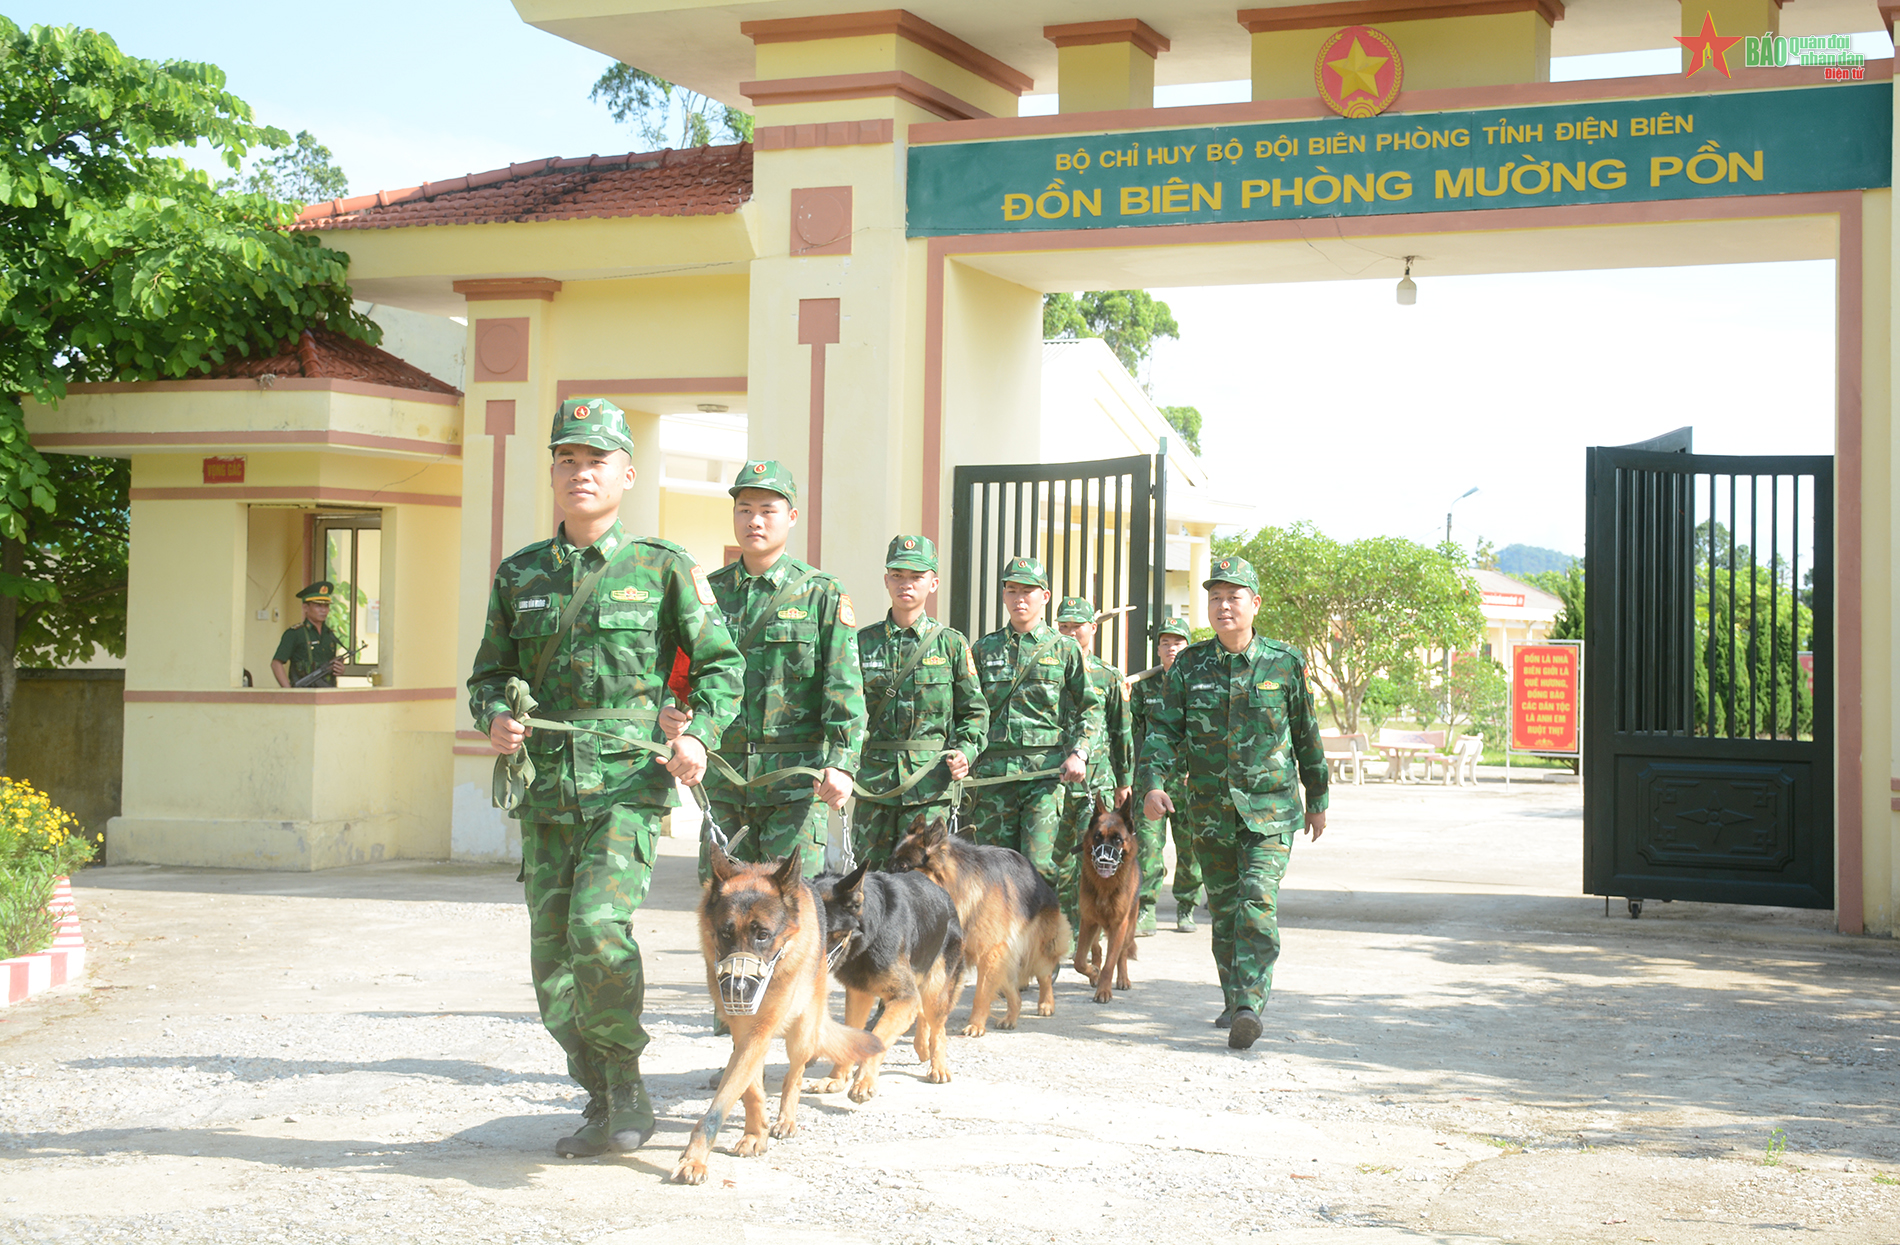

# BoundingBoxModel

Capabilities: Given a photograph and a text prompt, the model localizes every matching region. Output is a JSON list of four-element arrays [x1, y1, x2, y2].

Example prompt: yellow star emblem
[[1327, 38, 1387, 99]]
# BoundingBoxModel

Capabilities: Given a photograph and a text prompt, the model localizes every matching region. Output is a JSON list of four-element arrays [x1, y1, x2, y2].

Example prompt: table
[[1375, 743, 1435, 783]]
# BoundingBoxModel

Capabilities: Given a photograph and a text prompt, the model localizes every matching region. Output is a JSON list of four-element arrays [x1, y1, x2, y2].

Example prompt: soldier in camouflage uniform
[[854, 534, 989, 869], [469, 398, 744, 1157], [968, 557, 1099, 897], [679, 460, 866, 880], [1053, 596, 1132, 935], [269, 581, 346, 687], [1141, 556, 1328, 1051], [1128, 616, 1201, 932]]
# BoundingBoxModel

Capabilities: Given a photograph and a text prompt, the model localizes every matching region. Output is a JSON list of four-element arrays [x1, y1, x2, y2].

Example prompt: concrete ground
[[2, 779, 1897, 1244]]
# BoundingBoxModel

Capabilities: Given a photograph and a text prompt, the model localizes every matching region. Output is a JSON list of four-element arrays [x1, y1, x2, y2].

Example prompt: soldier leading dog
[[810, 862, 964, 1100], [672, 845, 883, 1185], [889, 814, 1069, 1037]]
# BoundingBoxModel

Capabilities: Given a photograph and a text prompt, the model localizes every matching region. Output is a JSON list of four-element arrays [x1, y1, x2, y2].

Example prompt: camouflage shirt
[[705, 554, 867, 805], [970, 620, 1101, 778], [1127, 662, 1181, 795], [466, 519, 744, 822], [857, 613, 989, 806], [273, 621, 340, 687], [1080, 654, 1132, 791], [1140, 635, 1329, 835]]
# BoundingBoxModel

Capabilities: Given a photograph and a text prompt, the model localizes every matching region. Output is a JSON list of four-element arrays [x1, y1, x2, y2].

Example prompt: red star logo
[[1675, 11, 1743, 78]]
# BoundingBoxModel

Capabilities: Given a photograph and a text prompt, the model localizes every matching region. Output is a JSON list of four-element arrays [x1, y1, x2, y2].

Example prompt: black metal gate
[[1583, 428, 1834, 911], [948, 450, 1167, 668]]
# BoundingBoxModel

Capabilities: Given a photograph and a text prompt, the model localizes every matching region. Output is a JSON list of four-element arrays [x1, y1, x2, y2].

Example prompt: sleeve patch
[[839, 593, 855, 628], [690, 564, 716, 607]]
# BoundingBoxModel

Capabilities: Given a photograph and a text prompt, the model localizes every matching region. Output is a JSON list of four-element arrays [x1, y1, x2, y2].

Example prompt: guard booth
[[1583, 428, 1834, 915]]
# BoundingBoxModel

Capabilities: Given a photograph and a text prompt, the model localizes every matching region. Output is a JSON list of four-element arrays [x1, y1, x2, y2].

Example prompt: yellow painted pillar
[[123, 482, 246, 691], [740, 11, 1035, 599], [1043, 20, 1169, 114], [1679, 0, 1780, 74], [1241, 1, 1558, 101], [449, 277, 561, 862]]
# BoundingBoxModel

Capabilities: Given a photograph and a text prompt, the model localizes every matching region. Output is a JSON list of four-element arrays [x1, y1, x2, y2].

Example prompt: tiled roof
[[294, 144, 753, 232], [204, 328, 461, 396]]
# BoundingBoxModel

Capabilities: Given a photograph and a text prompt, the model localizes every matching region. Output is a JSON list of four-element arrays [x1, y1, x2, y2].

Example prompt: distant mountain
[[1496, 544, 1576, 576]]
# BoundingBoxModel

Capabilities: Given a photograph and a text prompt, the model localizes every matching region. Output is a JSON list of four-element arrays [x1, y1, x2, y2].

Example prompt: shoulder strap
[[735, 566, 819, 653], [529, 540, 640, 689], [1002, 633, 1062, 703], [868, 625, 940, 733]]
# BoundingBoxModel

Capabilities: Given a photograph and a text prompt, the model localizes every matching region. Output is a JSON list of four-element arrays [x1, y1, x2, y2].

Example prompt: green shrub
[[0, 861, 58, 958]]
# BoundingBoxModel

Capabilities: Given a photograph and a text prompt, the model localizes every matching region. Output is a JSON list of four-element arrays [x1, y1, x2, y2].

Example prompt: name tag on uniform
[[518, 597, 550, 611], [862, 659, 888, 671], [922, 655, 947, 666], [1038, 655, 1061, 665], [609, 587, 651, 602], [1190, 682, 1218, 692], [778, 606, 808, 620], [1256, 680, 1279, 691]]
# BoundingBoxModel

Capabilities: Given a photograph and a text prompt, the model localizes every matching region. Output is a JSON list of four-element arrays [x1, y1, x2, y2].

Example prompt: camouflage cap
[[884, 534, 937, 572], [1000, 555, 1049, 589], [1157, 616, 1191, 640], [1203, 555, 1260, 593], [550, 398, 636, 456], [1055, 595, 1096, 624], [730, 459, 798, 504], [295, 580, 334, 604]]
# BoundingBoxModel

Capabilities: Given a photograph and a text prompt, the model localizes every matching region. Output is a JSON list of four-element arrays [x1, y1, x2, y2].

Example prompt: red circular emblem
[[1315, 26, 1403, 119], [903, 539, 916, 549], [573, 405, 589, 419], [1218, 559, 1230, 570], [752, 463, 766, 474]]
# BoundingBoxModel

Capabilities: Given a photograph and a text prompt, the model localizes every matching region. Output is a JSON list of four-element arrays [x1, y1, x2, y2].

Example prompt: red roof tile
[[205, 328, 461, 396], [294, 144, 753, 232]]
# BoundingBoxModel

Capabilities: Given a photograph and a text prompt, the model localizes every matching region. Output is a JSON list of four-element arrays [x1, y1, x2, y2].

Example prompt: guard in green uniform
[[270, 582, 344, 687], [967, 556, 1099, 896], [854, 535, 989, 869], [468, 398, 744, 1156], [1129, 616, 1201, 932], [690, 460, 866, 880], [1053, 595, 1132, 935], [1141, 556, 1328, 1052]]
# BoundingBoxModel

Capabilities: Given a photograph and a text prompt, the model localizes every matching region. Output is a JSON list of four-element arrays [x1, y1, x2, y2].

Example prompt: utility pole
[[1443, 487, 1479, 722]]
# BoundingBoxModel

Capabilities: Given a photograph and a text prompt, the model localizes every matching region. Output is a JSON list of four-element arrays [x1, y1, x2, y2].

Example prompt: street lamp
[[1445, 486, 1478, 546], [1442, 487, 1479, 724]]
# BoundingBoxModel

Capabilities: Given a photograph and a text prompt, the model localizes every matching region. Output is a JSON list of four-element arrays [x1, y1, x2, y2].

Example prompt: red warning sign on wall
[[1511, 641, 1581, 755]]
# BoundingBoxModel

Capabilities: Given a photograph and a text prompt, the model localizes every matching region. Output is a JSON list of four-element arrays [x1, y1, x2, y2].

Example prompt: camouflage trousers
[[965, 776, 1067, 892], [852, 799, 954, 872], [697, 796, 829, 882], [1191, 804, 1293, 1015], [521, 806, 658, 1104], [1135, 787, 1202, 910]]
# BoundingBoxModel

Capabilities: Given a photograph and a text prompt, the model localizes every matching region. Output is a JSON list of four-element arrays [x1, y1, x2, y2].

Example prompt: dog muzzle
[[715, 948, 786, 1016], [824, 931, 855, 972], [1090, 840, 1126, 879]]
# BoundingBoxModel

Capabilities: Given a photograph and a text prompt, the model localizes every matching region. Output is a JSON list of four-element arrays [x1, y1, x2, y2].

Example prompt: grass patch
[[1762, 1128, 1788, 1167], [1872, 1172, 1896, 1186]]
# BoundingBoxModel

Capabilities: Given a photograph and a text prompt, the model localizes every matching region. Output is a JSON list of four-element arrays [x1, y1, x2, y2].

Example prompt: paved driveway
[[3, 780, 1896, 1244]]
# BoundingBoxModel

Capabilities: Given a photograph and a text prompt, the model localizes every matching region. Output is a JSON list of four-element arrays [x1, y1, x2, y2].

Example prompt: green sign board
[[906, 83, 1892, 237]]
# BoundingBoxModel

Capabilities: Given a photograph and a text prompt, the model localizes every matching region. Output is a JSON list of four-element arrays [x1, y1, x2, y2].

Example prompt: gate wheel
[[1628, 898, 1643, 919]]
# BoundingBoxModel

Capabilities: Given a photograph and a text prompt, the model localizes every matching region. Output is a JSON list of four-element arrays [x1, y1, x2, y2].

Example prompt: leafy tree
[[590, 64, 753, 148], [1156, 404, 1202, 456], [1445, 652, 1509, 741], [1694, 523, 1813, 739], [1214, 522, 1486, 734], [1042, 290, 1179, 378], [1523, 564, 1584, 640], [0, 18, 375, 769], [218, 129, 348, 206], [1473, 538, 1499, 571]]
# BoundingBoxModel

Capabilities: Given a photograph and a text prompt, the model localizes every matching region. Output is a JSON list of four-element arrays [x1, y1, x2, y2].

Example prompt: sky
[[15, 3, 1890, 559]]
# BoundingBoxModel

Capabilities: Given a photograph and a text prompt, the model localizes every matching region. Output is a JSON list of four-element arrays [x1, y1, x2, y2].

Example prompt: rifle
[[293, 641, 365, 687]]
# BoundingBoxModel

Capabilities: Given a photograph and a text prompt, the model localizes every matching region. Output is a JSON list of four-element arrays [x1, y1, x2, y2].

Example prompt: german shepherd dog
[[670, 846, 884, 1186], [810, 862, 965, 1100], [1071, 794, 1141, 1004], [889, 814, 1070, 1037]]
